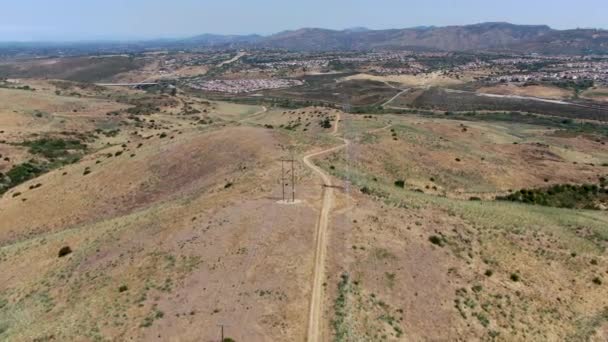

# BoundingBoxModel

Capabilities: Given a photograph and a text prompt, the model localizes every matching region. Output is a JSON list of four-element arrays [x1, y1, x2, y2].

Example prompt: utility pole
[[217, 323, 230, 342], [281, 160, 286, 202], [280, 158, 296, 202], [291, 158, 295, 202]]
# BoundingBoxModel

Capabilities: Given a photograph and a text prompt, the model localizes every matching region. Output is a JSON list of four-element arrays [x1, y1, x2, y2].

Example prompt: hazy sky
[[2, 0, 607, 41]]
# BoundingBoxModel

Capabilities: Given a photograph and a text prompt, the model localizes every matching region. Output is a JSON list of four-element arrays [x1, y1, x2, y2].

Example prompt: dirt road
[[217, 51, 247, 67], [381, 88, 409, 107], [239, 105, 268, 123], [303, 112, 347, 342], [445, 88, 608, 110]]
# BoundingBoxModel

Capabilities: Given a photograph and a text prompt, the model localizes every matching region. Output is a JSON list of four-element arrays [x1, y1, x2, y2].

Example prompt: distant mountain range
[[183, 22, 608, 54], [2, 23, 607, 56]]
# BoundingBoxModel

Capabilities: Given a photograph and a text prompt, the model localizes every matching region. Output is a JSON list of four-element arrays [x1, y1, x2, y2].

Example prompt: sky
[[2, 0, 607, 41]]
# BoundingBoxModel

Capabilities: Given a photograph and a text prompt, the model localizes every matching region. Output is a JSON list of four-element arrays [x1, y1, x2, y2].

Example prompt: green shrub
[[58, 246, 72, 258], [394, 180, 405, 188], [0, 322, 8, 335], [473, 312, 490, 327], [429, 235, 444, 247], [6, 163, 43, 185], [496, 182, 608, 210], [22, 138, 86, 159], [319, 117, 332, 128]]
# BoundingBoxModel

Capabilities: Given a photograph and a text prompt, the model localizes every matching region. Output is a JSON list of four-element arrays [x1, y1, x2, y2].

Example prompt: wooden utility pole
[[291, 158, 295, 202], [281, 160, 286, 202], [280, 158, 296, 202], [217, 323, 230, 342]]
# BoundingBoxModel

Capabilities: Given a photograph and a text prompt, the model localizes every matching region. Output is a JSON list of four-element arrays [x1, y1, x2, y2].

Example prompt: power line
[[280, 158, 296, 203], [217, 323, 231, 342]]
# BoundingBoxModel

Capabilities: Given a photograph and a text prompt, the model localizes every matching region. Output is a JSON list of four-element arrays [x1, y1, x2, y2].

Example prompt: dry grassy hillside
[[0, 82, 333, 341], [1, 79, 608, 342], [0, 121, 324, 341], [234, 108, 608, 341], [312, 114, 608, 341], [0, 56, 146, 83]]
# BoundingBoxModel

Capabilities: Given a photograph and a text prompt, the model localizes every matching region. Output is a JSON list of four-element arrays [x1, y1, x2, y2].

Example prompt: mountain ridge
[[183, 22, 608, 54], [1, 22, 607, 55]]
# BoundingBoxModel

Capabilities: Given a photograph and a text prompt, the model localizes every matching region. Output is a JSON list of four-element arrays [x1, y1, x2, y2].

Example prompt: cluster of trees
[[497, 180, 608, 210], [1, 137, 90, 196], [319, 117, 332, 128], [328, 59, 355, 71], [552, 79, 594, 94], [22, 138, 86, 160], [0, 162, 46, 195]]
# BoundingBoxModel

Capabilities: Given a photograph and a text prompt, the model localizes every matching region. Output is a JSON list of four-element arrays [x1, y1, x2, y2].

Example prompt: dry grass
[[478, 84, 574, 100], [0, 87, 129, 150], [581, 87, 608, 102], [342, 72, 466, 87], [324, 114, 608, 199], [321, 139, 608, 341], [0, 119, 319, 341], [2, 76, 608, 341]]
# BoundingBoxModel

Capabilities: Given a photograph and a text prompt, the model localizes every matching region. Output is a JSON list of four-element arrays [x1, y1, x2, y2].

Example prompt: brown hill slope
[[0, 126, 278, 243], [0, 124, 322, 341], [0, 56, 146, 82]]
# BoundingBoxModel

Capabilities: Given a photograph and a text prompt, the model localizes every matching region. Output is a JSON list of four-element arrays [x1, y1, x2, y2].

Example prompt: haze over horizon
[[2, 0, 607, 42]]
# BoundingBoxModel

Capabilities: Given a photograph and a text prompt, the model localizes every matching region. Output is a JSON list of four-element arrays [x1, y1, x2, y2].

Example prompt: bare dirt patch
[[581, 87, 608, 103], [478, 84, 573, 100], [343, 72, 465, 87]]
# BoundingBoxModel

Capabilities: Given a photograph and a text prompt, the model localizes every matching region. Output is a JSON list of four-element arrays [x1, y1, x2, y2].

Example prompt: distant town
[[188, 78, 304, 93]]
